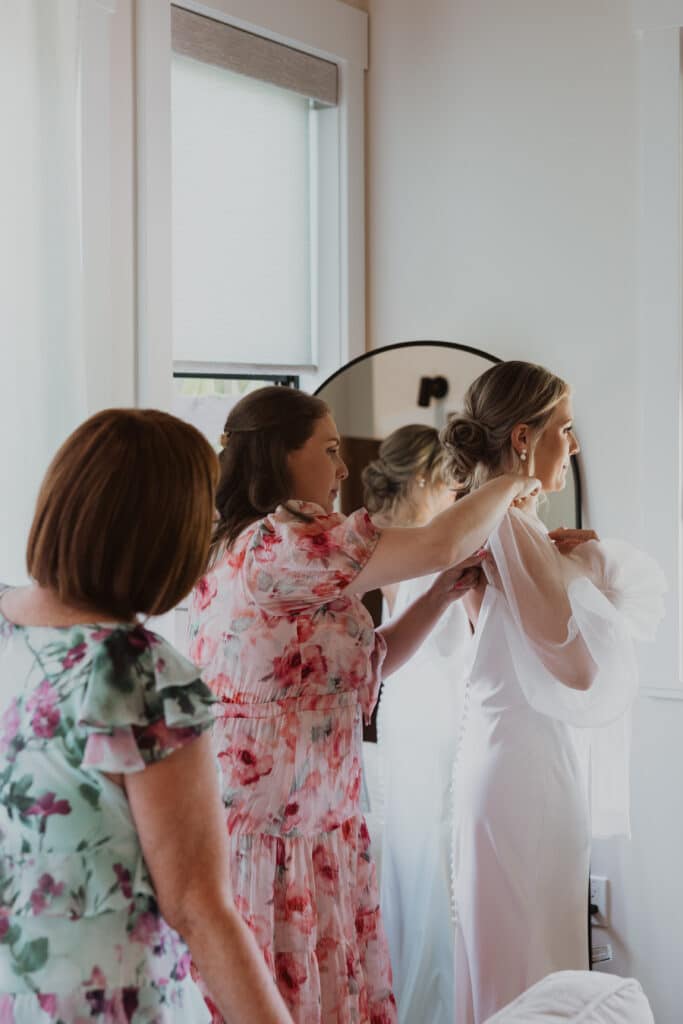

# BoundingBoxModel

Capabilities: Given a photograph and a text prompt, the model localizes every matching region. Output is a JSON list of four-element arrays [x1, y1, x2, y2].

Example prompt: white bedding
[[486, 970, 654, 1023]]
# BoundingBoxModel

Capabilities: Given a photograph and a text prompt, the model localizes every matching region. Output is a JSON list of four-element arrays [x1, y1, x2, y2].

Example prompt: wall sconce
[[417, 375, 449, 407]]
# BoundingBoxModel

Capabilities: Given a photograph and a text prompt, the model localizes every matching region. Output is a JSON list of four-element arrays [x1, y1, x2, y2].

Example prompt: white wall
[[364, 1, 683, 1020]]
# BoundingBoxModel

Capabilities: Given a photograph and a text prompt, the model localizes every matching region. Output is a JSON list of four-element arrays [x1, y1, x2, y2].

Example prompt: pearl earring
[[520, 451, 528, 463], [417, 478, 426, 488]]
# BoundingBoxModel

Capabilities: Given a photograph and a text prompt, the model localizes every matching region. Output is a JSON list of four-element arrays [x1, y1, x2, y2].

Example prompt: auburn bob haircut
[[26, 408, 219, 620]]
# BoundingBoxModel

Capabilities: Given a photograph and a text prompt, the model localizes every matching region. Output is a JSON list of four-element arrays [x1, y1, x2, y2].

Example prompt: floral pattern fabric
[[0, 596, 215, 1023], [189, 503, 397, 1024]]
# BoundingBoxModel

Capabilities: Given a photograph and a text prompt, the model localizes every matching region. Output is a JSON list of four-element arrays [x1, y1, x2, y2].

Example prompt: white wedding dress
[[377, 575, 474, 1024], [452, 508, 665, 1024]]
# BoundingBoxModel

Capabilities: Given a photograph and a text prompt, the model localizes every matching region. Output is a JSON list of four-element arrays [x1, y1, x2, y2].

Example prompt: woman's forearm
[[349, 474, 537, 595], [423, 475, 530, 567], [181, 899, 292, 1024]]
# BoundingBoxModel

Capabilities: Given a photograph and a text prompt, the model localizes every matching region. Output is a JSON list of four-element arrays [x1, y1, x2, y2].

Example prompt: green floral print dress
[[0, 591, 216, 1023]]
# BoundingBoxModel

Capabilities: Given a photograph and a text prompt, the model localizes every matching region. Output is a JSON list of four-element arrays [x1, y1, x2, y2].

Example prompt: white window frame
[[78, 0, 136, 409], [631, 1, 683, 696], [135, 0, 368, 407]]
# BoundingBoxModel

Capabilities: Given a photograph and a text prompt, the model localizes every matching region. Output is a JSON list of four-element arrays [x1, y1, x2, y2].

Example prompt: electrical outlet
[[590, 875, 608, 924], [592, 942, 613, 965]]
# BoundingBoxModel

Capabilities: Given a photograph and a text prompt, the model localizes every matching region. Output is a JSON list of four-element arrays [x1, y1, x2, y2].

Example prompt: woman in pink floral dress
[[189, 387, 539, 1024]]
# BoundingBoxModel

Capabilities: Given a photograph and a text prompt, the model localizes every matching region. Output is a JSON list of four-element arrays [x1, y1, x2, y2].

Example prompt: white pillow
[[486, 971, 654, 1023]]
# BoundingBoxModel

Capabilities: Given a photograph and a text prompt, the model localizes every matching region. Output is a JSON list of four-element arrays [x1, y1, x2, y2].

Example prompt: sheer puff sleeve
[[487, 509, 666, 836], [77, 625, 216, 774], [243, 504, 381, 614]]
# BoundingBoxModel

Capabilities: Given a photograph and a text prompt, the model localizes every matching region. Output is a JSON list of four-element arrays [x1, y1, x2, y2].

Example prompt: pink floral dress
[[0, 592, 216, 1023], [189, 502, 397, 1024]]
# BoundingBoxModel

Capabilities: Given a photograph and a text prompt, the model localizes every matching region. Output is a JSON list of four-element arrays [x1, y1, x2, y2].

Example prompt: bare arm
[[378, 557, 482, 677], [125, 735, 292, 1024], [347, 473, 539, 596]]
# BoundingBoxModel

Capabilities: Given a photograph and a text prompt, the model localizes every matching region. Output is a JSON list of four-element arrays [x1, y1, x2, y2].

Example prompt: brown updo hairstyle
[[441, 360, 568, 494], [212, 385, 330, 555], [26, 409, 219, 620], [361, 424, 451, 524]]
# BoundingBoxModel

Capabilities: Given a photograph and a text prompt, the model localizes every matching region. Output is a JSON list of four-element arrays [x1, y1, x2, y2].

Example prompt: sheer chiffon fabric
[[377, 577, 474, 1024], [453, 509, 665, 1024], [488, 511, 664, 835]]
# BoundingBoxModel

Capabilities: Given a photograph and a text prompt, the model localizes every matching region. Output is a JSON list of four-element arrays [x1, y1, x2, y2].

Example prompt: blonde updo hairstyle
[[441, 361, 568, 495], [362, 424, 451, 525]]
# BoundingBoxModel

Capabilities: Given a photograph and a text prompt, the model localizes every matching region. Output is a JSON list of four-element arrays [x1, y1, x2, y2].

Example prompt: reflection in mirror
[[315, 342, 583, 1024], [316, 341, 581, 536]]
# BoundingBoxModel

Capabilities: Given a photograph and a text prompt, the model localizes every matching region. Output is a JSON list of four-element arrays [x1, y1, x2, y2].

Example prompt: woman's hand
[[378, 551, 488, 677], [507, 473, 542, 508], [428, 552, 487, 608], [548, 527, 599, 556]]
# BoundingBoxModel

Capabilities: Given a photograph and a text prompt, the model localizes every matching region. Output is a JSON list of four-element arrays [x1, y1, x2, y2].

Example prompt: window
[[134, 0, 366, 407], [170, 5, 350, 385], [172, 52, 316, 367], [173, 372, 298, 451]]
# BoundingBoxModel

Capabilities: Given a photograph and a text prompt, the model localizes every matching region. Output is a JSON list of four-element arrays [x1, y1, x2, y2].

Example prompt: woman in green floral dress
[[0, 409, 292, 1024]]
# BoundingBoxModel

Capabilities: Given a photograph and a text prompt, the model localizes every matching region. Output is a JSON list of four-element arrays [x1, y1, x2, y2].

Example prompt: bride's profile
[[442, 361, 665, 1024]]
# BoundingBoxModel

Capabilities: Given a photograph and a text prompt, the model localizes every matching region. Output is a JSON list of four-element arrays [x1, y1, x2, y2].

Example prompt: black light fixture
[[417, 374, 449, 407]]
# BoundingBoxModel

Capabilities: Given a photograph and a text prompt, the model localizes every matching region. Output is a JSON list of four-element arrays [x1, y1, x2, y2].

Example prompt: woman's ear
[[510, 423, 529, 456]]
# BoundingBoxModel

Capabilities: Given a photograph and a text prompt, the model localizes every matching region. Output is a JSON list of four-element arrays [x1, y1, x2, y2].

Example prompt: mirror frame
[[315, 339, 583, 529]]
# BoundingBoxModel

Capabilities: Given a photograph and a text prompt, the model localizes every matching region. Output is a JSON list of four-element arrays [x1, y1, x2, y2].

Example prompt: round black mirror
[[315, 340, 582, 531]]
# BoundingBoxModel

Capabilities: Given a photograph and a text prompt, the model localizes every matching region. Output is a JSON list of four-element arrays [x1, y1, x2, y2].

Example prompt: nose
[[338, 458, 349, 481], [569, 432, 580, 456]]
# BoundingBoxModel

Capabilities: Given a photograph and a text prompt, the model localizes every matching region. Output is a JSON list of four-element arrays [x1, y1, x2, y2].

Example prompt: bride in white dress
[[441, 361, 665, 1024], [362, 426, 477, 1024]]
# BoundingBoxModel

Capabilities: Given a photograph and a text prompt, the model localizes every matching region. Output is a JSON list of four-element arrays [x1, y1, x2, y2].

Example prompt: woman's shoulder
[[243, 503, 374, 557], [213, 503, 373, 548], [269, 501, 346, 533], [0, 602, 175, 669], [2, 619, 209, 725], [77, 624, 215, 757], [90, 622, 196, 673], [51, 623, 203, 705]]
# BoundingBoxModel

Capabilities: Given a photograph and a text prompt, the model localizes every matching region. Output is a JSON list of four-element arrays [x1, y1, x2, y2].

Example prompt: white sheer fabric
[[453, 508, 665, 1024], [0, 1, 86, 584], [487, 510, 664, 836], [377, 575, 474, 1024]]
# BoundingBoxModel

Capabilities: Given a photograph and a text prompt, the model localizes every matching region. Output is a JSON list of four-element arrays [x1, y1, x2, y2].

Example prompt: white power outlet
[[590, 875, 609, 924], [592, 942, 613, 965]]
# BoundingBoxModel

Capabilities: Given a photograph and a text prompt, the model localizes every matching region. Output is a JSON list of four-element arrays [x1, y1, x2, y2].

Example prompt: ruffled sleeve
[[566, 538, 667, 643], [77, 625, 216, 774], [486, 510, 666, 836], [488, 510, 639, 724], [243, 504, 381, 614]]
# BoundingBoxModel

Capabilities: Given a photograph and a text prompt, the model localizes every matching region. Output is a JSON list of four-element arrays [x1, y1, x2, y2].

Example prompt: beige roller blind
[[171, 5, 338, 107]]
